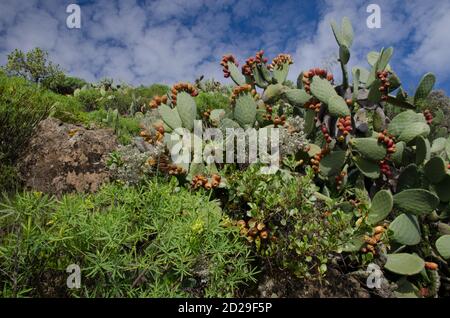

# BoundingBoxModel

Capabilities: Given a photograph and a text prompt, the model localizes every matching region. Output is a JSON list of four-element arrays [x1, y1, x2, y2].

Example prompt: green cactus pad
[[414, 73, 436, 105], [351, 138, 386, 161], [341, 17, 354, 47], [259, 64, 273, 83], [339, 45, 350, 65], [319, 151, 347, 177], [220, 118, 241, 130], [424, 157, 447, 184], [252, 65, 268, 88], [233, 93, 257, 128], [330, 20, 344, 47], [430, 137, 447, 153], [367, 51, 379, 66], [446, 136, 450, 159], [159, 104, 182, 131], [377, 47, 394, 71], [435, 235, 450, 259], [353, 156, 380, 179], [389, 213, 421, 246], [352, 68, 360, 101], [304, 109, 316, 135], [394, 278, 419, 298], [284, 89, 311, 106], [391, 141, 406, 165], [227, 61, 246, 86], [367, 190, 393, 224], [384, 253, 425, 276], [415, 136, 431, 165], [209, 109, 226, 126], [397, 164, 421, 192], [388, 110, 430, 143], [176, 92, 197, 131], [433, 175, 450, 202], [327, 95, 351, 117], [403, 123, 431, 144], [310, 76, 337, 104], [393, 189, 439, 215], [263, 83, 284, 102], [273, 63, 290, 84], [368, 79, 382, 103]]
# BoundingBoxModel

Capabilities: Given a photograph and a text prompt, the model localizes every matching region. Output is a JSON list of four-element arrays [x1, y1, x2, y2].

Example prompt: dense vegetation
[[1, 17, 450, 298]]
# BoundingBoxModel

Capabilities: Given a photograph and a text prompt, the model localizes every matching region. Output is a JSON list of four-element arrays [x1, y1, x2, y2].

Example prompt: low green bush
[[0, 164, 21, 193], [0, 74, 52, 165], [75, 88, 103, 112], [0, 178, 256, 297], [225, 166, 352, 279], [195, 92, 230, 115]]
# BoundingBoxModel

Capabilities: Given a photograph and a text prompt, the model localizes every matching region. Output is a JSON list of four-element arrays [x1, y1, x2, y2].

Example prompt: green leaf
[[433, 175, 450, 203], [424, 156, 447, 184], [159, 104, 182, 131], [227, 61, 245, 86], [176, 92, 197, 131], [327, 95, 350, 117], [310, 76, 337, 104], [389, 214, 421, 246], [414, 73, 436, 104], [415, 136, 430, 165], [320, 151, 347, 177], [430, 137, 447, 153], [393, 189, 440, 215], [435, 235, 450, 259], [351, 138, 386, 161], [284, 89, 311, 106], [368, 190, 393, 225], [384, 253, 425, 276], [233, 93, 257, 128], [353, 156, 380, 179]]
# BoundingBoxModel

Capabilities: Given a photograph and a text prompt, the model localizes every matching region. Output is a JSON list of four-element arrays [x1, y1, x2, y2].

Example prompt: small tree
[[4, 48, 64, 84]]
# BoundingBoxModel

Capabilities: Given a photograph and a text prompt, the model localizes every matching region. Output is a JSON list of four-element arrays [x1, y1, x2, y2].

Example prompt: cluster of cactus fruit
[[132, 16, 450, 296], [191, 174, 221, 190], [236, 219, 272, 243]]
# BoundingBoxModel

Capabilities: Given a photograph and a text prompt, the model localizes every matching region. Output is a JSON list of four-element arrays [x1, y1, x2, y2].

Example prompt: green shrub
[[98, 91, 131, 114], [0, 74, 52, 165], [0, 179, 256, 297], [225, 166, 352, 279], [195, 92, 231, 115], [0, 164, 21, 193], [75, 88, 103, 112], [134, 84, 170, 100], [44, 75, 88, 95]]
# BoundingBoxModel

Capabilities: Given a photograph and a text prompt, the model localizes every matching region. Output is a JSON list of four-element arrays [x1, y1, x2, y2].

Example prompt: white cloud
[[0, 0, 448, 91]]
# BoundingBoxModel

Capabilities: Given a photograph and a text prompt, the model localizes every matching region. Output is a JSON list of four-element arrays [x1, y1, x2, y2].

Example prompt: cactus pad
[[319, 150, 347, 177], [435, 235, 450, 260], [393, 189, 439, 215], [414, 73, 436, 105], [389, 213, 421, 246], [368, 190, 393, 224], [384, 253, 425, 276], [351, 138, 386, 161], [424, 156, 447, 184]]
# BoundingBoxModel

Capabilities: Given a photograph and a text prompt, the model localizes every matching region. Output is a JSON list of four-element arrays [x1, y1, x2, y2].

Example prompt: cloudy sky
[[1, 0, 449, 93]]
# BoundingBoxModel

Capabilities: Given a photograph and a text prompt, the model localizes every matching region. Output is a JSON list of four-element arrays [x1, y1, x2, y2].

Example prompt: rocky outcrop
[[18, 117, 118, 196]]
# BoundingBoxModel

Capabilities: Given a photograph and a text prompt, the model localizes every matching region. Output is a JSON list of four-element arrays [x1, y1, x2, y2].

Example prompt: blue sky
[[1, 0, 450, 94]]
